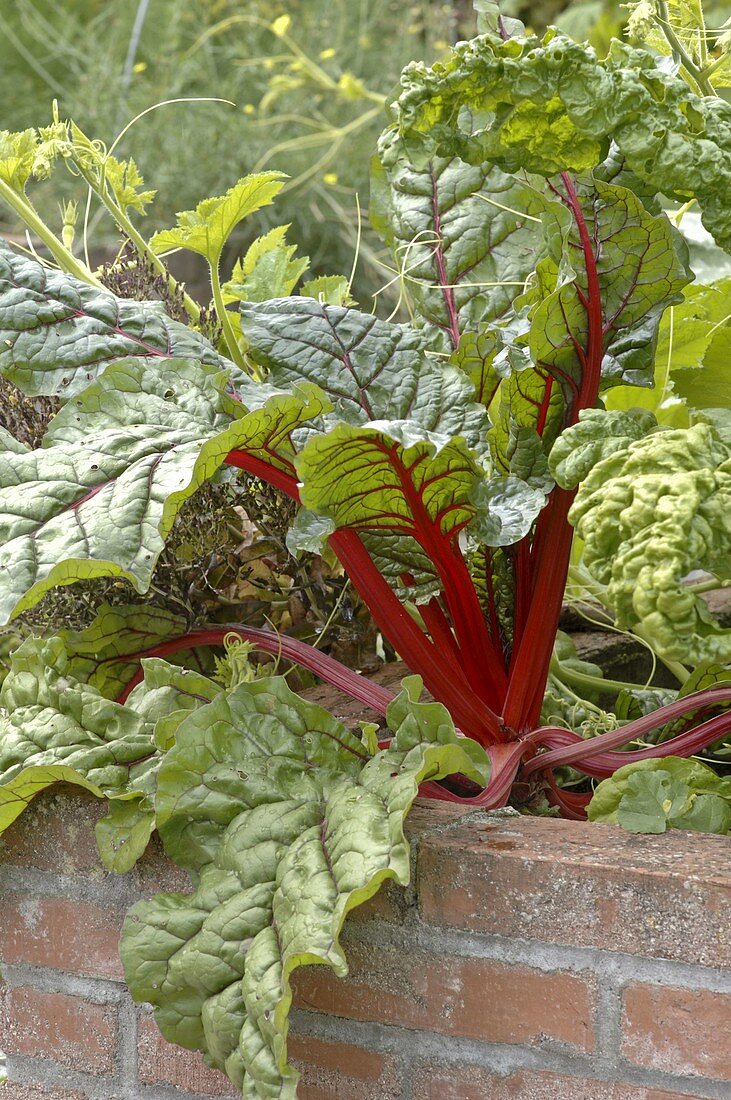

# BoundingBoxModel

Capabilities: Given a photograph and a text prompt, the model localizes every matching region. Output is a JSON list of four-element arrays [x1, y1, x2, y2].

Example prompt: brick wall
[[0, 789, 729, 1100]]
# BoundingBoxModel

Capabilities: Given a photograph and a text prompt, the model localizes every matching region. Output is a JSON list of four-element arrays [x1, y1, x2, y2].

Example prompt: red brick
[[136, 1014, 238, 1096], [293, 943, 595, 1051], [622, 983, 731, 1080], [0, 983, 117, 1074], [418, 815, 731, 966], [411, 1066, 706, 1100], [0, 787, 105, 874], [0, 895, 124, 980], [290, 1034, 403, 1100]]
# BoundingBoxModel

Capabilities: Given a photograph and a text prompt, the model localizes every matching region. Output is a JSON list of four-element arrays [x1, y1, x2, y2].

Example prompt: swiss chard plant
[[1, 2, 730, 1097]]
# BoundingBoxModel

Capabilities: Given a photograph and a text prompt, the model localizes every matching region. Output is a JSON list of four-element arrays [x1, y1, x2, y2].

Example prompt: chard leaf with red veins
[[0, 358, 327, 623], [527, 179, 690, 414], [0, 241, 224, 398], [370, 153, 538, 351], [240, 297, 489, 445]]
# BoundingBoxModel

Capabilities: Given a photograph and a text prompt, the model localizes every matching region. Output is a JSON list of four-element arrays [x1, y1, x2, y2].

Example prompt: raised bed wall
[[0, 792, 729, 1100]]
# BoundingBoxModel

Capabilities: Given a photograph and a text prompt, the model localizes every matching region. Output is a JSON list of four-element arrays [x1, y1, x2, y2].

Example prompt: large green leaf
[[240, 298, 489, 444], [0, 358, 327, 623], [120, 676, 489, 1099], [0, 637, 157, 863], [0, 242, 224, 398], [370, 153, 537, 351], [383, 31, 731, 249], [150, 174, 285, 268], [569, 423, 731, 663], [588, 757, 731, 835]]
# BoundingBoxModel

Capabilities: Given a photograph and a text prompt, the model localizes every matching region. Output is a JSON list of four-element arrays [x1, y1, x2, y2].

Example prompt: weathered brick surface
[[622, 984, 731, 1079], [0, 894, 124, 980], [411, 1067, 708, 1100], [0, 1085, 87, 1099], [0, 787, 105, 875], [136, 1014, 238, 1095], [294, 943, 596, 1051], [1, 789, 729, 1100], [418, 815, 731, 967], [289, 1034, 404, 1100], [0, 983, 117, 1074]]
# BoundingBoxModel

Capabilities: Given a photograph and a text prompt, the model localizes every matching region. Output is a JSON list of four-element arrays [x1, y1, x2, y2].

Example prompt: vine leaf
[[0, 358, 327, 623], [0, 241, 223, 398], [150, 174, 285, 268], [120, 676, 489, 1099], [223, 226, 309, 304]]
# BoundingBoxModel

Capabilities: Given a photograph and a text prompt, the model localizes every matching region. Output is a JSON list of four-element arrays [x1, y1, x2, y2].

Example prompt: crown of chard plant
[[0, 3, 730, 1098]]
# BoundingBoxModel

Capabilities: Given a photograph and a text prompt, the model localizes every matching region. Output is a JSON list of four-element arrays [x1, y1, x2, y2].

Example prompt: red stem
[[226, 450, 300, 499], [331, 529, 504, 745], [223, 452, 503, 742], [419, 741, 527, 807], [522, 686, 731, 778], [116, 625, 397, 713], [502, 174, 604, 733], [386, 444, 508, 708], [419, 597, 465, 675]]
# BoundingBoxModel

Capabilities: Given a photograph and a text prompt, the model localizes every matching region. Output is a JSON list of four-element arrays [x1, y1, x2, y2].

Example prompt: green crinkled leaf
[[0, 358, 327, 623], [0, 637, 158, 862], [383, 31, 731, 249], [223, 226, 309, 305], [0, 241, 224, 398], [370, 152, 538, 351], [588, 756, 731, 835], [240, 298, 490, 445], [128, 658, 223, 751], [570, 423, 731, 664], [151, 174, 285, 266], [549, 407, 658, 489], [120, 675, 488, 1099], [470, 475, 547, 547]]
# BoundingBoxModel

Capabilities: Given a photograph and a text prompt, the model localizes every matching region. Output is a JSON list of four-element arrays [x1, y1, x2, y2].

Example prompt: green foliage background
[[0, 1, 457, 295]]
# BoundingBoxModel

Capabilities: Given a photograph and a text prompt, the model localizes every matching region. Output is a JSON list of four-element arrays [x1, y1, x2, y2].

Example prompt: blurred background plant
[[0, 0, 461, 301]]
